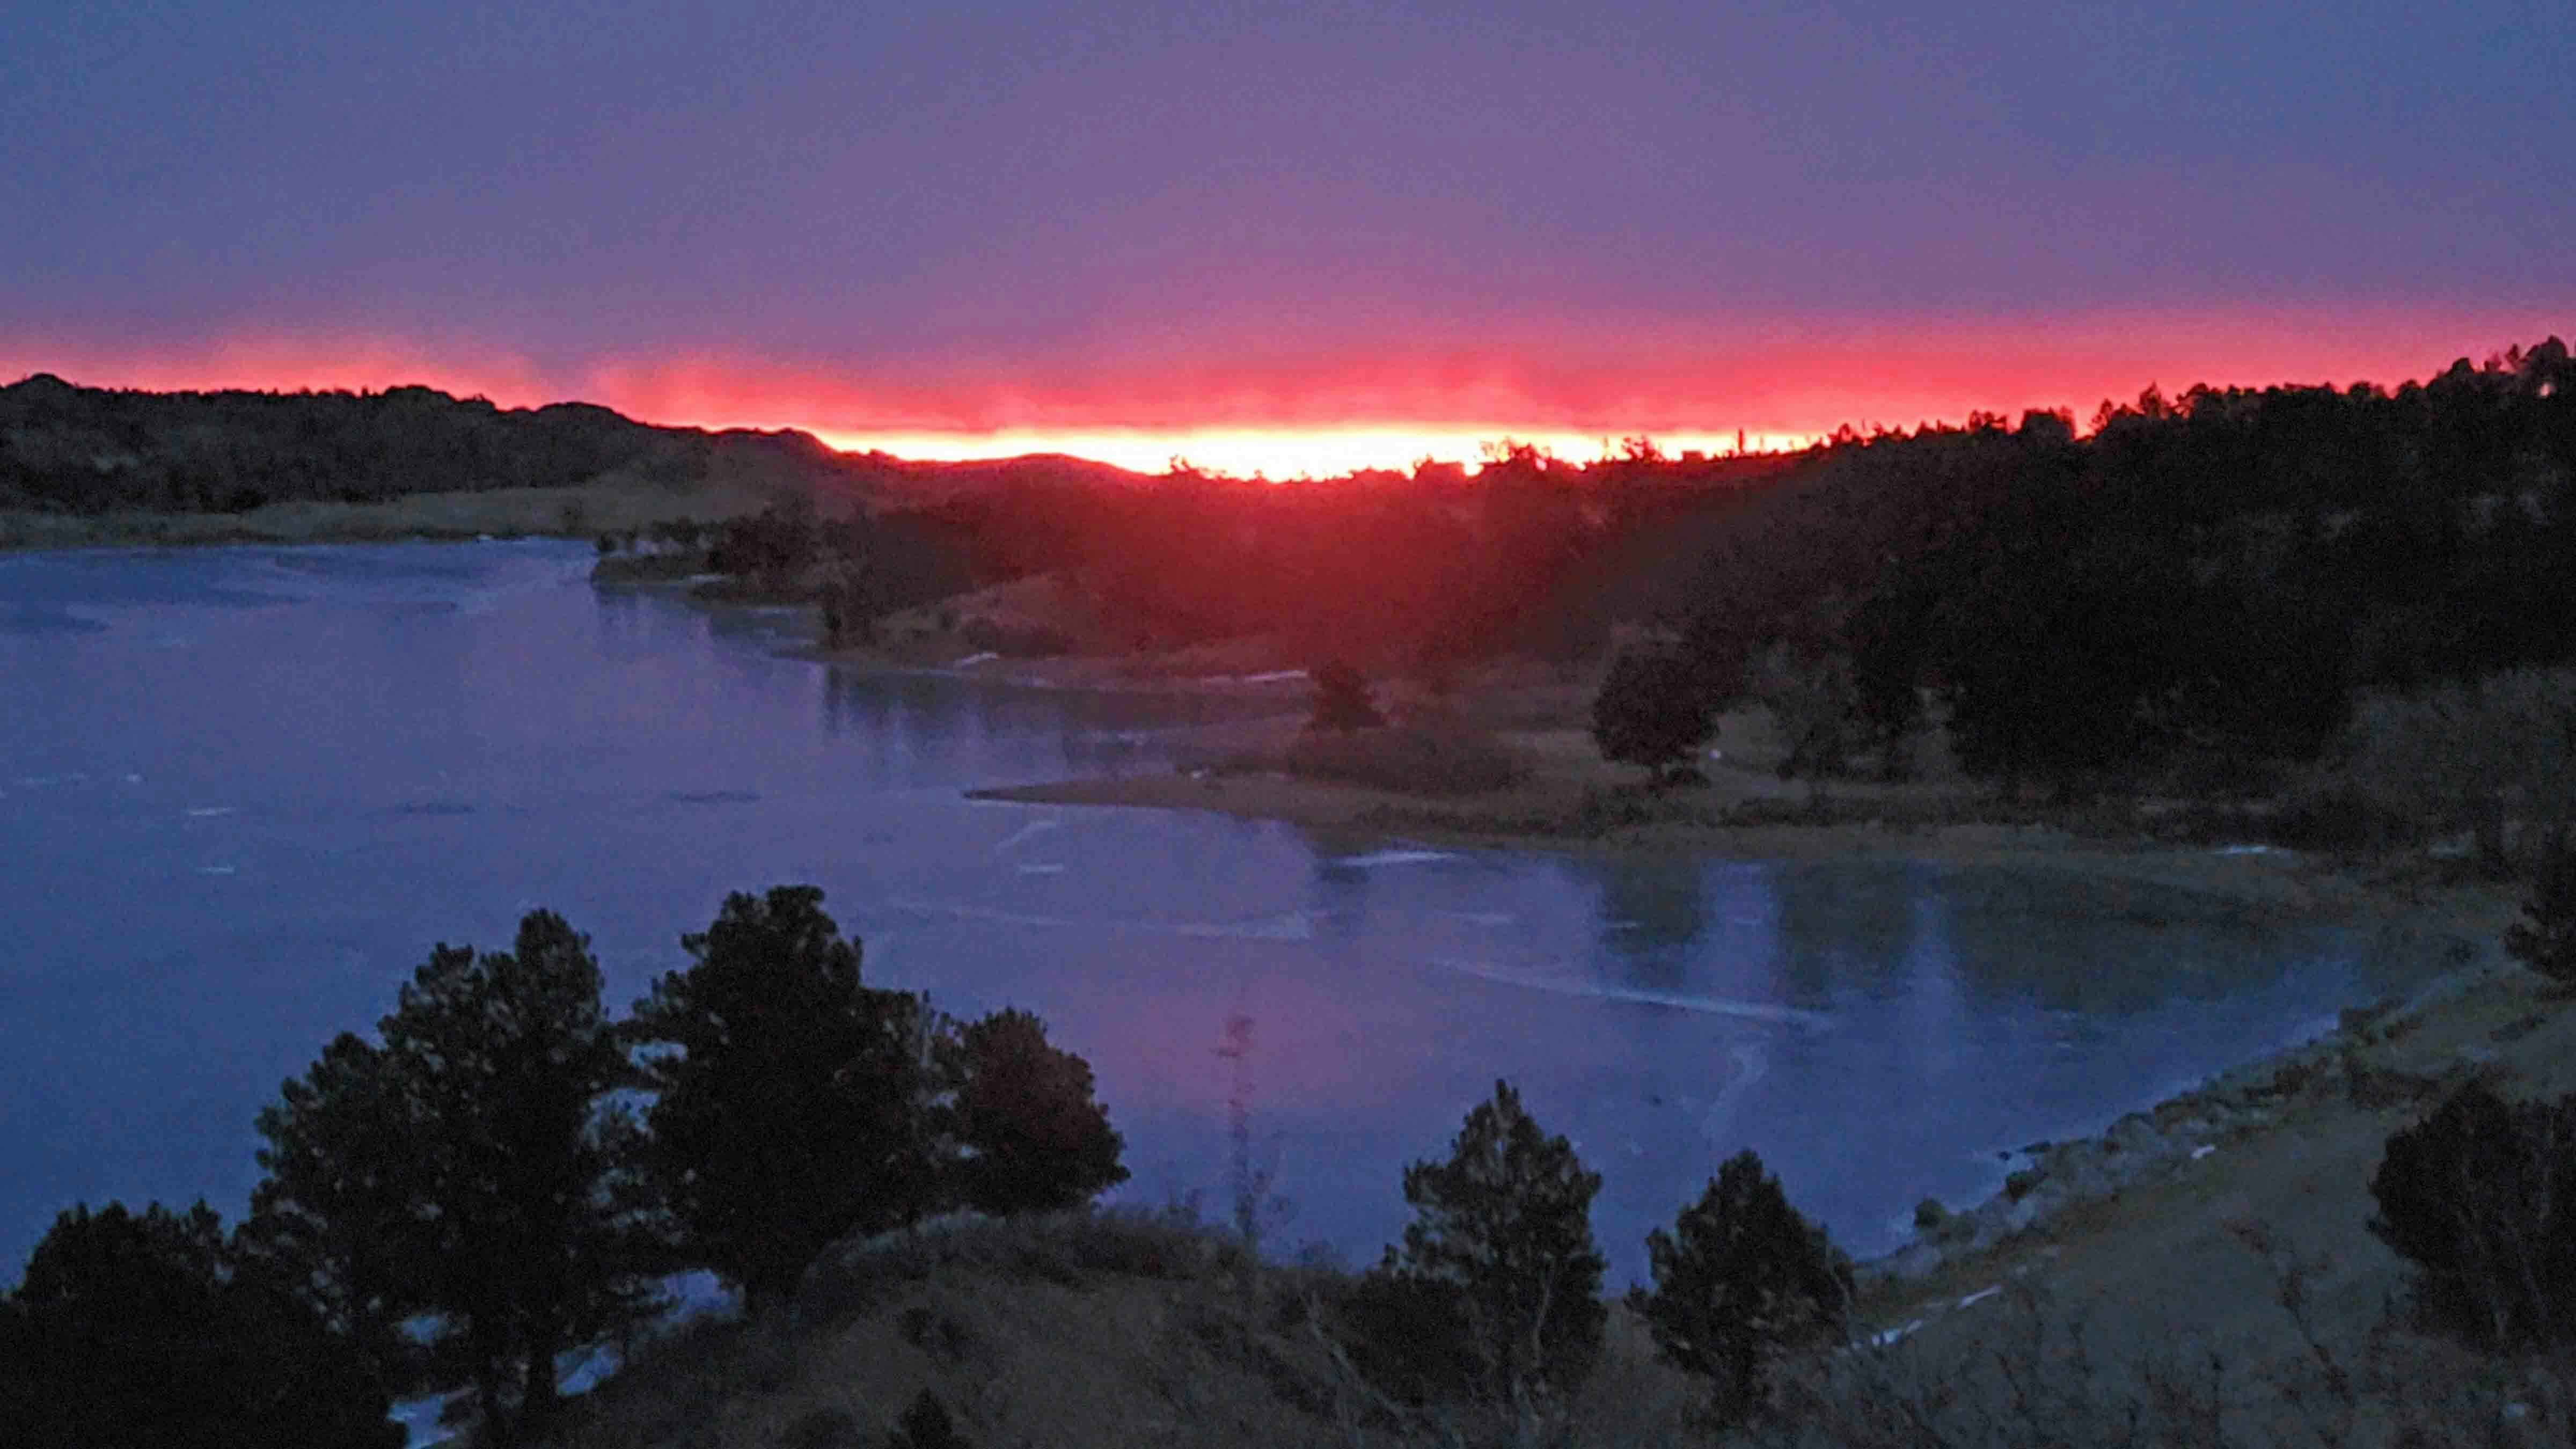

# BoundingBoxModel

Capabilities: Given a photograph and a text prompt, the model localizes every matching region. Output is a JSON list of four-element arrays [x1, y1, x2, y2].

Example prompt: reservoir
[[0, 540, 2448, 1287]]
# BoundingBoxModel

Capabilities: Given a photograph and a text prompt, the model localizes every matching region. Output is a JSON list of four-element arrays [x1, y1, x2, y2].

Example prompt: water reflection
[[1579, 854, 1706, 990]]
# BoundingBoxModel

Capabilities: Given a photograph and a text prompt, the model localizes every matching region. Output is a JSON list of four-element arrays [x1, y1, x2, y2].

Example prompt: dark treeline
[[1672, 337, 2576, 791], [0, 887, 1126, 1449], [0, 373, 861, 513]]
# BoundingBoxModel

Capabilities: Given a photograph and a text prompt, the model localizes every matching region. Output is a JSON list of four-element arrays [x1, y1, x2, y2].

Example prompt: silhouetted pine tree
[[1629, 1150, 1854, 1426]]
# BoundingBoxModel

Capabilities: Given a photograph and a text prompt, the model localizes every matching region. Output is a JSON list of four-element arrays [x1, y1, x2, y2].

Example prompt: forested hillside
[[0, 374, 886, 514]]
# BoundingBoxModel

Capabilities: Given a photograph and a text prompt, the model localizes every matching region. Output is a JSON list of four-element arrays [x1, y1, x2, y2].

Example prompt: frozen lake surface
[[0, 540, 2448, 1291]]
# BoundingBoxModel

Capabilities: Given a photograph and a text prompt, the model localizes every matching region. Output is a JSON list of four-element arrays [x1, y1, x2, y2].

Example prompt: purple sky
[[5, 0, 2570, 459]]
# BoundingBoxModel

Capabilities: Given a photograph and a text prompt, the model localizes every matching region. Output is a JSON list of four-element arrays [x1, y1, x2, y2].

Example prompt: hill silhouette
[[0, 375, 1146, 521]]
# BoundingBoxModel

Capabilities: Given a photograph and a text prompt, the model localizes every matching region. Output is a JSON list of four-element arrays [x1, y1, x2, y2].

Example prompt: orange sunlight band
[[8, 305, 2561, 478], [806, 427, 1825, 477]]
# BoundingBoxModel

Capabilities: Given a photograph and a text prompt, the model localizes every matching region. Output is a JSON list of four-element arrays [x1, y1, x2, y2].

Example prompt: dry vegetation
[[540, 1172, 2576, 1449], [544, 1207, 1719, 1449]]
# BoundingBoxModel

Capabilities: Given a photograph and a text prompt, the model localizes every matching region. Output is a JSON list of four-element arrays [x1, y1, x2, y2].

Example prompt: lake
[[0, 540, 2447, 1291]]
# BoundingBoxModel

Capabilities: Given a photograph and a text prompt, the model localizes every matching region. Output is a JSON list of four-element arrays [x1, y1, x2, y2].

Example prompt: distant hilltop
[[0, 374, 1144, 520]]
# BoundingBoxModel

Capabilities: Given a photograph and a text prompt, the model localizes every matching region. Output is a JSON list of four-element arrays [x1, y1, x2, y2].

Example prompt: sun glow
[[802, 426, 1823, 477], [8, 306, 2557, 479]]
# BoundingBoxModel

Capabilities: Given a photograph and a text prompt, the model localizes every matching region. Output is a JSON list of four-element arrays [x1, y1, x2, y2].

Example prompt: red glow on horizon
[[5, 307, 2561, 475]]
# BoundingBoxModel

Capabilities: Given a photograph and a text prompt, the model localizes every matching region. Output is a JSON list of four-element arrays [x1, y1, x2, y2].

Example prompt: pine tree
[[1, 1201, 404, 1449], [1379, 1080, 1606, 1404], [250, 911, 666, 1445], [628, 886, 933, 1306], [947, 1008, 1129, 1216], [1630, 1150, 1854, 1426]]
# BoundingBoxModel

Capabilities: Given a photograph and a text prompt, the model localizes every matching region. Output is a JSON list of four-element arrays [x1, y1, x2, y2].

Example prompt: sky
[[4, 0, 2571, 473]]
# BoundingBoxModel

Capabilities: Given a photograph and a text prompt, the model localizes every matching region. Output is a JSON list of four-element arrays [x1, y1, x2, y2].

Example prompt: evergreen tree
[[1629, 1150, 1854, 1426], [628, 885, 933, 1306], [242, 1031, 438, 1390], [947, 1008, 1129, 1216], [1, 1201, 402, 1449], [1379, 1080, 1606, 1404], [250, 911, 666, 1446]]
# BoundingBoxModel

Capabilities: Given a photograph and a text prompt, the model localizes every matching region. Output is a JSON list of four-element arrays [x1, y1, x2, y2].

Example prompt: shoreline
[[965, 769, 2477, 928]]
